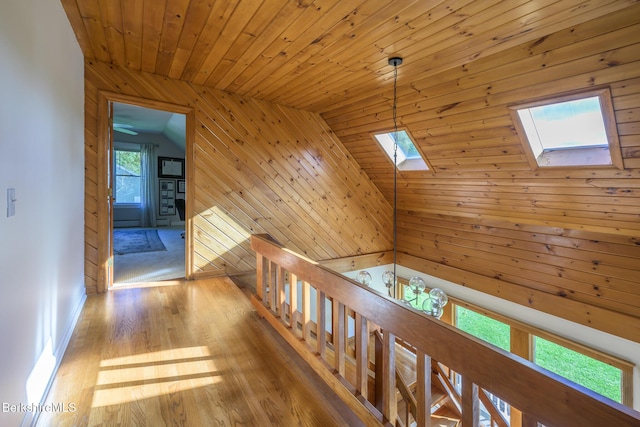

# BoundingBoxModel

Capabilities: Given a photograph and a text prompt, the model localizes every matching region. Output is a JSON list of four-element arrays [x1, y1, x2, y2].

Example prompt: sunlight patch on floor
[[100, 346, 211, 368], [92, 346, 220, 408]]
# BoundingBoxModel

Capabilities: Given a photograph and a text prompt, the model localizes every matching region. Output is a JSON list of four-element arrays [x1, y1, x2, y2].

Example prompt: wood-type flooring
[[37, 278, 362, 427]]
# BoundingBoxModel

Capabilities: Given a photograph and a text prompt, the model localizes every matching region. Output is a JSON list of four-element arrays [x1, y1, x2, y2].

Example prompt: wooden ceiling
[[61, 0, 636, 115]]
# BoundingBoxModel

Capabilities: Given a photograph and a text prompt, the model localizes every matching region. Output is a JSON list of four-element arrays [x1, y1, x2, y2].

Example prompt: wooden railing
[[250, 234, 640, 427]]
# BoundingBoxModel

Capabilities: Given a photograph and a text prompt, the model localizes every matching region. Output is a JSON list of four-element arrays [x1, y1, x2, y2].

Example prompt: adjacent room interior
[[111, 102, 186, 284]]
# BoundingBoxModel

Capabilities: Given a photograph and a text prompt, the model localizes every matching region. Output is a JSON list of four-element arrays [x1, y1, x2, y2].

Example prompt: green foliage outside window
[[391, 130, 420, 158], [456, 306, 510, 351], [115, 149, 141, 204], [534, 337, 621, 402]]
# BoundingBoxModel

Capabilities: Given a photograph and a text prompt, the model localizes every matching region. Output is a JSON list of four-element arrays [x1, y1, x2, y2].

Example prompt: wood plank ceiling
[[61, 0, 634, 113], [63, 0, 640, 339]]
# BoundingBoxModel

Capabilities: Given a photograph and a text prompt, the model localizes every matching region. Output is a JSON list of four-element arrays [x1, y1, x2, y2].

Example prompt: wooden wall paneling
[[277, 105, 394, 236], [192, 206, 253, 271], [197, 88, 391, 258], [191, 129, 274, 274], [77, 0, 640, 343], [83, 76, 99, 295], [193, 137, 322, 264], [398, 212, 640, 315], [400, 210, 640, 273], [398, 229, 640, 316], [190, 229, 227, 274], [399, 190, 640, 234], [191, 142, 295, 249], [257, 102, 393, 254], [397, 252, 640, 343], [400, 209, 640, 271], [193, 90, 339, 260], [193, 130, 319, 271]]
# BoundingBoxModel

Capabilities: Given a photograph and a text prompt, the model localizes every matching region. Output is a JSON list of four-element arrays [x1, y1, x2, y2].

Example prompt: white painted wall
[[344, 264, 640, 411], [0, 1, 85, 426]]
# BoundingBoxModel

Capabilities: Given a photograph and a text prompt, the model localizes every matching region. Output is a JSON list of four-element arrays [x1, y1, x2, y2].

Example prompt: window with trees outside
[[114, 148, 142, 204]]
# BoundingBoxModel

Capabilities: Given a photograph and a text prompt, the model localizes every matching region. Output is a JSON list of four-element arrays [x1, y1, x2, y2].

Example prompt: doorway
[[97, 94, 193, 287], [111, 102, 187, 284]]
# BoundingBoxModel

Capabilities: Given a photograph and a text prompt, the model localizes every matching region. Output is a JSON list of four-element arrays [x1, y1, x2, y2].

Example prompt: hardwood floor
[[37, 278, 363, 427]]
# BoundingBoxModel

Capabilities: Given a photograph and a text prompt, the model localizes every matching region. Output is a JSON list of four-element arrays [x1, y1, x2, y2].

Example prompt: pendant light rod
[[389, 56, 402, 297]]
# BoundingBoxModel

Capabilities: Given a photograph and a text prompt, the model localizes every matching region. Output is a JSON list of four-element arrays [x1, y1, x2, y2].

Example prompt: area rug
[[113, 229, 167, 255]]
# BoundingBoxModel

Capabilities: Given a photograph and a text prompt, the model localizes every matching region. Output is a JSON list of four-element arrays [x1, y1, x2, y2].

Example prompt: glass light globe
[[429, 287, 448, 308], [428, 304, 444, 319], [356, 270, 372, 286], [382, 270, 395, 288], [422, 288, 448, 319], [399, 298, 412, 307], [408, 276, 426, 295]]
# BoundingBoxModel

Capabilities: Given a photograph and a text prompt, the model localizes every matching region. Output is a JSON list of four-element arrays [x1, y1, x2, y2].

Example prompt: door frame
[[97, 91, 195, 290]]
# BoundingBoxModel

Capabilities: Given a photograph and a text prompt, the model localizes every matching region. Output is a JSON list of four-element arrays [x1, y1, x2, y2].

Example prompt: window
[[509, 89, 623, 169], [455, 306, 510, 351], [449, 300, 631, 405], [534, 336, 623, 403], [373, 129, 431, 171], [114, 149, 141, 204]]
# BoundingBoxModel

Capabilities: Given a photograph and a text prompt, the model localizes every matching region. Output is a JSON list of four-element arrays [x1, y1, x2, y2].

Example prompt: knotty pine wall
[[324, 7, 640, 341], [84, 60, 392, 294]]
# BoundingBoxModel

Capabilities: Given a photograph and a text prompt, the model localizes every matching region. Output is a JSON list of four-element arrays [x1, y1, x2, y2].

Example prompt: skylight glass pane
[[373, 130, 428, 171], [525, 96, 608, 150], [511, 90, 622, 168], [393, 131, 421, 159]]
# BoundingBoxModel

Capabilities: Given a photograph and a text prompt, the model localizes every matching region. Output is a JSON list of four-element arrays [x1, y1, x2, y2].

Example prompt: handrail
[[251, 234, 640, 427]]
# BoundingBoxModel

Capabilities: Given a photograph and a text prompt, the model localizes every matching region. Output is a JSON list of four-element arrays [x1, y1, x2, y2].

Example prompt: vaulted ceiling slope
[[65, 0, 640, 339]]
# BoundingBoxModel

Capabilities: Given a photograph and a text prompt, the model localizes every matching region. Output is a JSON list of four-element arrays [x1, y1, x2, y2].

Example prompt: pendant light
[[382, 56, 403, 298]]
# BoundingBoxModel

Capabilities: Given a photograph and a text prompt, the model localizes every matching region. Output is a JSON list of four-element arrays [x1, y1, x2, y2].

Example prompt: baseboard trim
[[22, 291, 87, 427]]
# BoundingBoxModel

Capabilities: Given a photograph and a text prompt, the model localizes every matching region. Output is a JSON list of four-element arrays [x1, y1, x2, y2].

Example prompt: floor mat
[[113, 229, 167, 255]]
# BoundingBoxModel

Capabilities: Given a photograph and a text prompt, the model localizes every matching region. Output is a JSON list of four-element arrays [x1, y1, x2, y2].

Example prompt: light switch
[[7, 188, 15, 217]]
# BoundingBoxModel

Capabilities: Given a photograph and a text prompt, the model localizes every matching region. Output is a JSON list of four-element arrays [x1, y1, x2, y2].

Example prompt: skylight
[[373, 129, 430, 171], [510, 89, 623, 169]]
